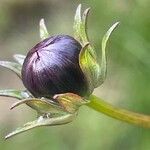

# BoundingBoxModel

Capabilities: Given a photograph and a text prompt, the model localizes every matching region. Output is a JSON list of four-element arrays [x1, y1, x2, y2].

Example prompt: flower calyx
[[74, 4, 119, 94], [0, 4, 119, 139]]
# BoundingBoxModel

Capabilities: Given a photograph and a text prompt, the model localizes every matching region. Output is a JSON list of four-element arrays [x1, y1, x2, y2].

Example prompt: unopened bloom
[[0, 4, 119, 139], [22, 35, 89, 98]]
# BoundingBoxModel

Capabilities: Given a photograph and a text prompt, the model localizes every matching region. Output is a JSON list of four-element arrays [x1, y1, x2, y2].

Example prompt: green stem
[[86, 95, 150, 128]]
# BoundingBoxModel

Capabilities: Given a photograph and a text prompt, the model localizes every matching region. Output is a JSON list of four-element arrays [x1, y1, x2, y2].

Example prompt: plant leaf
[[10, 97, 64, 115], [97, 22, 119, 86], [79, 43, 100, 94], [13, 54, 26, 65], [0, 61, 22, 78], [74, 4, 99, 93], [81, 7, 91, 44], [5, 113, 75, 139], [39, 18, 49, 40], [73, 4, 82, 41], [74, 4, 91, 47], [0, 89, 30, 100]]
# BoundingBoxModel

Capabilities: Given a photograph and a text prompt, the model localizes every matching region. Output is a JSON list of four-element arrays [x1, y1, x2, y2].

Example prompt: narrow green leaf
[[82, 8, 90, 27], [75, 4, 82, 21], [73, 4, 82, 41], [0, 89, 30, 100], [39, 18, 49, 40], [79, 43, 100, 94], [74, 4, 100, 92], [13, 54, 26, 65], [5, 113, 75, 139], [81, 7, 90, 42], [74, 4, 91, 47], [11, 97, 64, 115], [102, 22, 119, 56], [0, 61, 22, 78], [97, 22, 119, 86]]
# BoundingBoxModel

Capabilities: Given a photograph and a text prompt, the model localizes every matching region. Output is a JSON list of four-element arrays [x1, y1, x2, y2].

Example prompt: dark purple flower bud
[[22, 35, 88, 98]]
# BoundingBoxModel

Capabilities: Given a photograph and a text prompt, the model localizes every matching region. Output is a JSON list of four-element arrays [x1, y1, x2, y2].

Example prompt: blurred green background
[[0, 0, 150, 150]]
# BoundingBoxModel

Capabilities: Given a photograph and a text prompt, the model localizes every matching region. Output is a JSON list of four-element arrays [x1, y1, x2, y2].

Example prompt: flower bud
[[22, 35, 89, 98]]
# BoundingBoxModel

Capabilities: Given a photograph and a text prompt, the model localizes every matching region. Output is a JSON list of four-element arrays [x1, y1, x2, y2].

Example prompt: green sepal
[[73, 4, 95, 54], [74, 4, 82, 42], [6, 96, 77, 139], [53, 93, 88, 113], [74, 4, 100, 93], [73, 4, 95, 56], [79, 43, 100, 94], [79, 22, 119, 92], [74, 4, 90, 44], [0, 89, 30, 100], [10, 98, 64, 115], [96, 22, 119, 86], [5, 113, 76, 139], [13, 54, 26, 66], [39, 18, 49, 40], [74, 4, 119, 90], [0, 61, 22, 78]]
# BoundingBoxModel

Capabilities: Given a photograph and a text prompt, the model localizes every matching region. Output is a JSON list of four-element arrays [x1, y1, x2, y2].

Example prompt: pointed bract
[[79, 43, 100, 93], [39, 18, 49, 40], [73, 4, 91, 47], [10, 98, 64, 115], [0, 61, 22, 78], [96, 22, 119, 86], [13, 54, 26, 66], [74, 4, 99, 92], [0, 89, 30, 100], [5, 113, 76, 139], [74, 4, 82, 41]]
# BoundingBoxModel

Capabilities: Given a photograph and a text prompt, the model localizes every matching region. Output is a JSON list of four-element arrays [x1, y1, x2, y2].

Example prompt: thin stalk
[[86, 95, 150, 128]]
